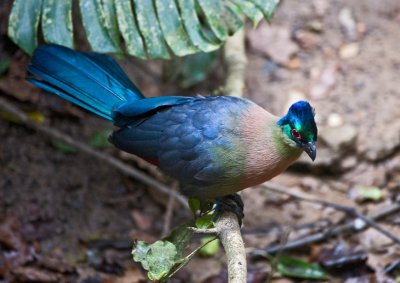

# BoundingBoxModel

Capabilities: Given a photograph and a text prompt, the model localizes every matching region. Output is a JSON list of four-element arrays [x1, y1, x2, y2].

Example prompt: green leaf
[[8, 0, 279, 57], [188, 198, 200, 214], [248, 0, 280, 22], [197, 0, 229, 41], [147, 241, 177, 281], [51, 140, 77, 154], [356, 186, 385, 201], [199, 236, 219, 257], [195, 213, 215, 229], [177, 0, 220, 53], [88, 128, 113, 149], [132, 240, 177, 281], [41, 0, 73, 48], [27, 111, 46, 124], [134, 0, 170, 59], [163, 225, 193, 257], [7, 0, 43, 55], [0, 57, 11, 76], [276, 256, 329, 280], [229, 0, 264, 27], [114, 1, 146, 58], [0, 110, 45, 124], [131, 241, 151, 270], [155, 0, 198, 57], [99, 0, 121, 51], [222, 5, 244, 35], [79, 0, 120, 53], [132, 225, 194, 281]]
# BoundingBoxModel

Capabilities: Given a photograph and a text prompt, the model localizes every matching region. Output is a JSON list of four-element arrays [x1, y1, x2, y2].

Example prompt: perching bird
[[27, 45, 317, 201]]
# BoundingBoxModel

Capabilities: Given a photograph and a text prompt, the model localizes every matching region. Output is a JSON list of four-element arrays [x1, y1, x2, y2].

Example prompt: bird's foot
[[215, 194, 244, 226]]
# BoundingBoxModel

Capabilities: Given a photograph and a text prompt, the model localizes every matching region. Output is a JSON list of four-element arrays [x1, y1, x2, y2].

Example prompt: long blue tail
[[27, 45, 145, 121]]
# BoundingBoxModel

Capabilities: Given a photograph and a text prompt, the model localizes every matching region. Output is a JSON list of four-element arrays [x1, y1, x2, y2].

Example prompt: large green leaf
[[197, 0, 230, 41], [114, 1, 146, 58], [41, 0, 73, 48], [155, 0, 198, 57], [7, 0, 43, 55], [7, 0, 280, 58], [229, 0, 264, 27], [248, 0, 280, 22], [134, 0, 170, 59], [177, 0, 220, 53], [79, 0, 121, 53]]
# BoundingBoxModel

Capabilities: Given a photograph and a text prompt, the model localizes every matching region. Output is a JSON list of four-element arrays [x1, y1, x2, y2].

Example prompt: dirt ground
[[1, 0, 400, 282]]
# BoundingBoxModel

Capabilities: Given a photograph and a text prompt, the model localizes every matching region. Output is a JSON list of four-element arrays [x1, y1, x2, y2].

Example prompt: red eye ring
[[291, 129, 302, 140]]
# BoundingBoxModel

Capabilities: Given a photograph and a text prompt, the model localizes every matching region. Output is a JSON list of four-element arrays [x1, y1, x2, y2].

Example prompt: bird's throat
[[239, 105, 302, 188]]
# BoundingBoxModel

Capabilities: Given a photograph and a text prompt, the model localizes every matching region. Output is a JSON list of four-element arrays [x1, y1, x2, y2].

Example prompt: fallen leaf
[[275, 256, 329, 280]]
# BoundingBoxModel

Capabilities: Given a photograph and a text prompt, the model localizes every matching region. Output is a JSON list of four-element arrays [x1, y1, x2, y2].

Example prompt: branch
[[224, 27, 247, 98], [215, 26, 248, 282], [250, 183, 400, 256], [190, 212, 246, 283], [0, 96, 188, 208], [262, 183, 400, 245]]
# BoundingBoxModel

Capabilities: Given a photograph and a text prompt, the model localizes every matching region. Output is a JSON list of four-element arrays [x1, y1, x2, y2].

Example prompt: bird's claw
[[215, 194, 244, 226]]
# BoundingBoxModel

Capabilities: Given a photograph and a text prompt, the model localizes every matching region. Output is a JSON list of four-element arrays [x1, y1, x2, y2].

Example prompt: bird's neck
[[239, 105, 302, 187]]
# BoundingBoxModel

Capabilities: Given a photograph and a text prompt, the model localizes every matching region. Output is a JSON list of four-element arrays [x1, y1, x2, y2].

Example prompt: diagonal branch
[[0, 96, 189, 208], [250, 183, 400, 256], [262, 183, 400, 245]]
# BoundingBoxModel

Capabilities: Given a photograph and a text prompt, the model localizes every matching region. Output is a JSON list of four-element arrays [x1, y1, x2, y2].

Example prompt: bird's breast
[[237, 105, 302, 188]]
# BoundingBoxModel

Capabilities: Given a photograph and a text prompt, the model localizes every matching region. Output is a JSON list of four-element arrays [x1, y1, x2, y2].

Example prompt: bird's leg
[[215, 194, 244, 226]]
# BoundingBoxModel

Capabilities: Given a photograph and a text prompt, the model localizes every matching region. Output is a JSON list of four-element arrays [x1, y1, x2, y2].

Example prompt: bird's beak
[[303, 141, 317, 161]]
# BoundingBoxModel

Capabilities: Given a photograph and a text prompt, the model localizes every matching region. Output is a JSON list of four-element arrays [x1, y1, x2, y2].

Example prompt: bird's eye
[[291, 129, 302, 140]]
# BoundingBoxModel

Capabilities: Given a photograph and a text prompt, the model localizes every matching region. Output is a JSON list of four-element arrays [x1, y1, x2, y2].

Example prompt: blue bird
[[27, 45, 317, 201]]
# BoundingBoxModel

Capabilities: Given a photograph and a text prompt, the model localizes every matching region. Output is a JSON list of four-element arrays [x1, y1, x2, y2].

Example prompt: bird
[[27, 44, 317, 205]]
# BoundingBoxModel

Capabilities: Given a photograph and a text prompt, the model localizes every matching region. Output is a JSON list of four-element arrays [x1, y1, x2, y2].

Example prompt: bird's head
[[277, 101, 318, 161]]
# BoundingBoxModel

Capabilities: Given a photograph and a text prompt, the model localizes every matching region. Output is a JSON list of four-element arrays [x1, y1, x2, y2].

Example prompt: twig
[[162, 183, 178, 237], [250, 186, 400, 256], [0, 96, 188, 208], [262, 183, 400, 245]]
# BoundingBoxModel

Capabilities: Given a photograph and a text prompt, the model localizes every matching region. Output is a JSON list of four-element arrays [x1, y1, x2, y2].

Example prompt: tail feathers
[[27, 44, 144, 121]]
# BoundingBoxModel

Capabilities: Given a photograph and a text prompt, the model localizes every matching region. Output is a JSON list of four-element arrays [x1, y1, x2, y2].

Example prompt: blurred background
[[0, 0, 399, 282]]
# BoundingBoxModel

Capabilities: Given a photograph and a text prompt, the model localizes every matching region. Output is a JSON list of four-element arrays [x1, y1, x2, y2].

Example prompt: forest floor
[[1, 0, 400, 282]]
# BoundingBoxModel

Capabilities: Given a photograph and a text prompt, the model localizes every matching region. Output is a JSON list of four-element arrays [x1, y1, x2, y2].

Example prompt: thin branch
[[188, 227, 218, 234], [0, 96, 188, 208], [262, 183, 400, 245], [250, 184, 400, 256], [162, 183, 178, 237]]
